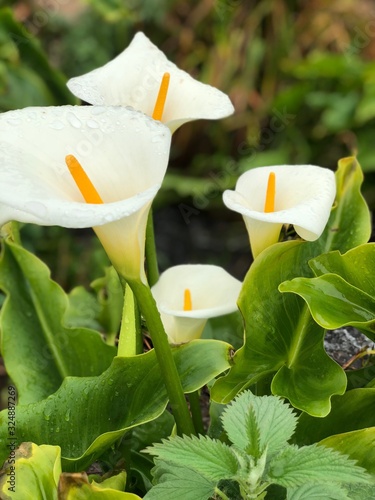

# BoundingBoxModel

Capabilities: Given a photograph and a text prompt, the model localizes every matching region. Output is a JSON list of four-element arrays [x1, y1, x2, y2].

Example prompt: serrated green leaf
[[0, 442, 61, 500], [268, 444, 370, 488], [145, 435, 239, 481], [0, 340, 232, 471], [0, 239, 116, 404], [211, 157, 370, 416], [144, 460, 215, 500], [287, 483, 350, 500], [221, 391, 297, 458]]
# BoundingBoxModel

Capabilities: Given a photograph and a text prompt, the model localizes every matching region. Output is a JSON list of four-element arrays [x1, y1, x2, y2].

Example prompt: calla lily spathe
[[0, 105, 171, 283], [223, 165, 336, 258], [67, 32, 234, 133], [151, 264, 242, 344]]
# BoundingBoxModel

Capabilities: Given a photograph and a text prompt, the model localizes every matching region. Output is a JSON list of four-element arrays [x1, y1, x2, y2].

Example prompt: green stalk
[[117, 282, 142, 356], [129, 279, 195, 436], [145, 209, 159, 287]]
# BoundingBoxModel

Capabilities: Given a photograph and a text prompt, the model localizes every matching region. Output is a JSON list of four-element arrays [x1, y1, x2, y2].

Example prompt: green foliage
[[144, 391, 371, 499], [0, 442, 61, 499], [0, 8, 75, 110], [280, 244, 375, 340], [0, 237, 116, 405], [211, 157, 371, 416]]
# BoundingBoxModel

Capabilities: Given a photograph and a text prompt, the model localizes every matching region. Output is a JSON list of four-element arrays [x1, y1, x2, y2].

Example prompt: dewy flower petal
[[0, 105, 171, 283], [67, 32, 234, 133], [151, 264, 242, 344], [223, 165, 336, 258]]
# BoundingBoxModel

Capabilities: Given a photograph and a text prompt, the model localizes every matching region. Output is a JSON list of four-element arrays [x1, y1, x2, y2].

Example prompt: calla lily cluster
[[151, 265, 242, 344], [67, 32, 234, 133], [223, 165, 336, 258], [0, 105, 171, 283]]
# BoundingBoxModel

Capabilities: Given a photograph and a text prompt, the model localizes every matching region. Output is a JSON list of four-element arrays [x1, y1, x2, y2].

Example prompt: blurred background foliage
[[0, 0, 375, 285]]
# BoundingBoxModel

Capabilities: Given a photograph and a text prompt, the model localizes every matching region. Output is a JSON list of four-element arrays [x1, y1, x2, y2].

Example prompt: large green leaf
[[280, 244, 375, 340], [0, 340, 232, 471], [294, 388, 375, 446], [319, 428, 375, 475], [0, 442, 61, 500], [0, 238, 116, 405], [211, 157, 371, 416]]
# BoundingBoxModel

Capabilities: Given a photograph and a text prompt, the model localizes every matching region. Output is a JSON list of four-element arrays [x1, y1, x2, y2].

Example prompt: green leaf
[[279, 274, 375, 341], [319, 428, 375, 475], [65, 286, 102, 331], [0, 340, 232, 471], [344, 483, 375, 500], [91, 471, 127, 490], [145, 435, 239, 481], [294, 389, 375, 446], [144, 461, 216, 500], [0, 238, 116, 404], [280, 244, 375, 340], [268, 444, 370, 488], [287, 483, 350, 500], [211, 157, 370, 416], [221, 391, 297, 458], [0, 442, 61, 500]]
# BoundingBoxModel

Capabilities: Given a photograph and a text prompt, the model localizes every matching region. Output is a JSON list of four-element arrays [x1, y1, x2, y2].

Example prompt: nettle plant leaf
[[144, 461, 217, 500], [287, 483, 351, 500], [268, 444, 370, 488], [280, 244, 375, 341], [0, 238, 116, 405], [211, 157, 371, 416], [0, 442, 61, 500], [221, 391, 297, 459], [0, 340, 231, 471], [145, 435, 239, 482]]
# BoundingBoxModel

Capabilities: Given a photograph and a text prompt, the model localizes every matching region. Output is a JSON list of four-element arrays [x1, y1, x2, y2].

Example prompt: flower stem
[[145, 209, 159, 287], [214, 487, 230, 500], [117, 282, 142, 356], [129, 279, 195, 436], [188, 390, 205, 435]]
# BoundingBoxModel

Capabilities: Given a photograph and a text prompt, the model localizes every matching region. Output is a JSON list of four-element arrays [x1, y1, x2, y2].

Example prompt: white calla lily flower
[[151, 264, 242, 344], [0, 105, 171, 283], [67, 32, 234, 133], [223, 165, 336, 258]]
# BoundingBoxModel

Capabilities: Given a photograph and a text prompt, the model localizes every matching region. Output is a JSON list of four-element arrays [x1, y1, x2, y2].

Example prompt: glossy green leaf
[[211, 157, 370, 416], [0, 340, 231, 471], [287, 483, 350, 500], [0, 442, 61, 499], [280, 244, 375, 340], [0, 238, 116, 405], [294, 388, 375, 446], [279, 274, 375, 340], [319, 428, 375, 475]]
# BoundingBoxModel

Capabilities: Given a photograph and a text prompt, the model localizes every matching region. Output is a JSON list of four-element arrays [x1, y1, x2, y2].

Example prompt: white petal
[[0, 105, 171, 282], [223, 165, 336, 256], [151, 264, 241, 343], [67, 32, 234, 131]]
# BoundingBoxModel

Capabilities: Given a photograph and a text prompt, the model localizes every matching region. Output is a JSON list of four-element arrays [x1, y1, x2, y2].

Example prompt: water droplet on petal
[[67, 112, 82, 129], [50, 120, 65, 130], [7, 118, 21, 126], [87, 119, 99, 128]]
